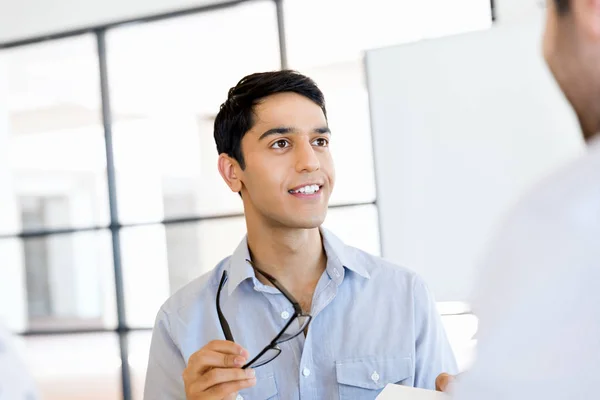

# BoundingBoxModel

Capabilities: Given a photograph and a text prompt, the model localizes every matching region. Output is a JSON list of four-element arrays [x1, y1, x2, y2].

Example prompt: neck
[[245, 222, 326, 291]]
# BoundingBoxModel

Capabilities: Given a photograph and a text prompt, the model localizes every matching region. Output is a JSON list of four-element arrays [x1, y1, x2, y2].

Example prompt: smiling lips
[[288, 184, 322, 197]]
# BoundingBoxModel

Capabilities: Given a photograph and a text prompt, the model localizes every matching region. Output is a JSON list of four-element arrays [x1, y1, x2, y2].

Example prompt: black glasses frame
[[216, 260, 312, 369]]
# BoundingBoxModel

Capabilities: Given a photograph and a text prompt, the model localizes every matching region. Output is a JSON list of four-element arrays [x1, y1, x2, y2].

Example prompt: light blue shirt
[[144, 228, 457, 400]]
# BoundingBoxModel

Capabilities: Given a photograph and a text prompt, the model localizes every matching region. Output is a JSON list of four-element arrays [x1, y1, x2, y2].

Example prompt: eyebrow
[[259, 126, 331, 141]]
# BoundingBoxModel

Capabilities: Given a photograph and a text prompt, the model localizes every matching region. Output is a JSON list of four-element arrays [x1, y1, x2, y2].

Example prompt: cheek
[[322, 153, 335, 183], [543, 28, 555, 66], [244, 163, 285, 196], [543, 8, 560, 69]]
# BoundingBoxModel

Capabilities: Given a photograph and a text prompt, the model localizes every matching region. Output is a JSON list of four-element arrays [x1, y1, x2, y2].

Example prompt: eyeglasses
[[216, 260, 312, 369]]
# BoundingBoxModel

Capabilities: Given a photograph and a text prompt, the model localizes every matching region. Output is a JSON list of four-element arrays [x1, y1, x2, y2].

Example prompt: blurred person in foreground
[[0, 322, 39, 399], [437, 0, 600, 398], [143, 70, 457, 400]]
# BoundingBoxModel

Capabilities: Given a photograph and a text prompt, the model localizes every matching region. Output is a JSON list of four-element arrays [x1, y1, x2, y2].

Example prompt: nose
[[295, 140, 320, 173]]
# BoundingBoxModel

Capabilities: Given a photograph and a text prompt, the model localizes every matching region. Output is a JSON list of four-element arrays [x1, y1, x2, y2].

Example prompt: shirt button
[[371, 371, 380, 383], [281, 311, 290, 320], [302, 367, 311, 377], [236, 395, 244, 400]]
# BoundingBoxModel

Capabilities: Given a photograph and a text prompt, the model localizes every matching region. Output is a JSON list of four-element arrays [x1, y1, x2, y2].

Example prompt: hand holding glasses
[[216, 260, 312, 369]]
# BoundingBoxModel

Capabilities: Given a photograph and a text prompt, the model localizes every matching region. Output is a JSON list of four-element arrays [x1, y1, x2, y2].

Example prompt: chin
[[289, 214, 327, 229]]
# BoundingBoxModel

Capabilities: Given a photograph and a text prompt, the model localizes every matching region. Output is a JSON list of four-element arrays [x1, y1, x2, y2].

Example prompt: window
[[0, 231, 116, 332], [106, 0, 281, 224], [0, 1, 491, 399], [0, 35, 115, 333], [0, 35, 110, 236]]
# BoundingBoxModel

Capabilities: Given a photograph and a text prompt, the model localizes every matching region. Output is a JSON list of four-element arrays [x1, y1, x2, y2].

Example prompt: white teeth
[[293, 184, 320, 194]]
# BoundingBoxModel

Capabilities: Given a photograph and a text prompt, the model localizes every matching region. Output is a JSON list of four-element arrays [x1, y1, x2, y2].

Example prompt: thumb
[[435, 373, 455, 392]]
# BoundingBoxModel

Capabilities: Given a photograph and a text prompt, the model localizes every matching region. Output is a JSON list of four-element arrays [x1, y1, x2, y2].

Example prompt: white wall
[[495, 0, 545, 24], [0, 0, 225, 44], [366, 16, 585, 303]]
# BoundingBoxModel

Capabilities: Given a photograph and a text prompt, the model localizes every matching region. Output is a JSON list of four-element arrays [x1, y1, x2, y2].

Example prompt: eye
[[312, 137, 329, 147], [271, 139, 290, 149]]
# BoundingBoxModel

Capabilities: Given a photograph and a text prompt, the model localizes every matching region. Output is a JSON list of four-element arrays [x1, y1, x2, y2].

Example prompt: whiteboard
[[365, 16, 584, 302]]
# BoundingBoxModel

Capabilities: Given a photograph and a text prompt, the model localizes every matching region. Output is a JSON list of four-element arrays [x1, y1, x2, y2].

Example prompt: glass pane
[[323, 205, 380, 256], [0, 34, 110, 235], [21, 333, 122, 400], [284, 0, 492, 206], [0, 231, 117, 332], [106, 1, 281, 224], [122, 217, 246, 327]]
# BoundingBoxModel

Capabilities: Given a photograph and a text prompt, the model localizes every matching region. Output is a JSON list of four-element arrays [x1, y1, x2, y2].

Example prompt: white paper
[[376, 384, 450, 400]]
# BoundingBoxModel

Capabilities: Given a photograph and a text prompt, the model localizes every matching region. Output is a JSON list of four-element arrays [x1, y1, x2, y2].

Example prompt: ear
[[217, 154, 243, 193], [574, 0, 600, 40]]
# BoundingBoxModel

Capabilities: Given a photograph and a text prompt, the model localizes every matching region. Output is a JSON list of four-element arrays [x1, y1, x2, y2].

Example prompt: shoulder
[[343, 244, 425, 290], [473, 145, 600, 310], [507, 143, 600, 233], [490, 142, 600, 252]]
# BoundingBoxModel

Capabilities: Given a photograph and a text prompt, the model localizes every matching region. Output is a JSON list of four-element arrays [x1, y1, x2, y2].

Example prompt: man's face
[[543, 0, 577, 110], [235, 92, 334, 229], [543, 0, 600, 139]]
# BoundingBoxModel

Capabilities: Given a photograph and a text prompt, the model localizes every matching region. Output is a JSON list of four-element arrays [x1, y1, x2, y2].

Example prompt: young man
[[143, 71, 457, 399], [438, 0, 600, 398]]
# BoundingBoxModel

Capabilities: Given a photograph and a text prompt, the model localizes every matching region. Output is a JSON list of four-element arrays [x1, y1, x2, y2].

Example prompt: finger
[[205, 340, 250, 359], [435, 373, 455, 392], [203, 378, 257, 399], [196, 349, 248, 372], [194, 368, 256, 393], [187, 342, 249, 375]]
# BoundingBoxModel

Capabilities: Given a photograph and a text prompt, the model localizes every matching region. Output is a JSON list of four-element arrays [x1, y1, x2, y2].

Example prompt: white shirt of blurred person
[[438, 0, 600, 399], [0, 323, 38, 399]]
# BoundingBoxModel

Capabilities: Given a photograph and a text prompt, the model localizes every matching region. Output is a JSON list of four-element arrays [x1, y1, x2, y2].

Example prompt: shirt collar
[[320, 227, 370, 282], [226, 227, 371, 296], [226, 236, 255, 296]]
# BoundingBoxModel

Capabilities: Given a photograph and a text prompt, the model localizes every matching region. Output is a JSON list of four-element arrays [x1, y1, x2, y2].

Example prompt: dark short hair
[[554, 0, 570, 14], [214, 70, 327, 169]]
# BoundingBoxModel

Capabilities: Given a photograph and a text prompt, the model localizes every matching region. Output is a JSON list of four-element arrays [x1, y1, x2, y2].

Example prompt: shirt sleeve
[[143, 308, 187, 400], [0, 323, 39, 399], [413, 276, 459, 389]]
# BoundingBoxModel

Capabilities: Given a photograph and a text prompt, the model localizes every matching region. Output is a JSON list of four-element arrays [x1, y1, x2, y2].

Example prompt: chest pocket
[[236, 373, 278, 400], [336, 355, 413, 400]]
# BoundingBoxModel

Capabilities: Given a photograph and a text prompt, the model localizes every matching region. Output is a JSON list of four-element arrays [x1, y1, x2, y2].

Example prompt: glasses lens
[[278, 315, 311, 343], [247, 347, 281, 368]]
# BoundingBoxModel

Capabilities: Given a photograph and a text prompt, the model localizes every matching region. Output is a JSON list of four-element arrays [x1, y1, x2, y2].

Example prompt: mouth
[[288, 184, 323, 196]]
